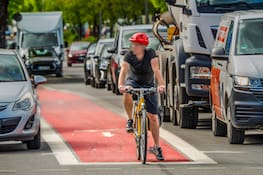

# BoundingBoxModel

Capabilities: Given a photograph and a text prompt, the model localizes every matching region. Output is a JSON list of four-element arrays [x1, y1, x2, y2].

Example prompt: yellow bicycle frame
[[133, 97, 146, 137]]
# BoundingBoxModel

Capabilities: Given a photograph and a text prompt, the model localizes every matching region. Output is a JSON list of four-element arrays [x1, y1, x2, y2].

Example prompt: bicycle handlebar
[[125, 87, 156, 95]]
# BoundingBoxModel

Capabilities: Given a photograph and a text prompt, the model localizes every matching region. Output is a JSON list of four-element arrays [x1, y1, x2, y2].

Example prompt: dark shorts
[[125, 79, 158, 115]]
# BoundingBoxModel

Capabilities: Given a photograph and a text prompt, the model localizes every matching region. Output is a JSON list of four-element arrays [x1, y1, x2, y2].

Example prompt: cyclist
[[118, 32, 165, 161]]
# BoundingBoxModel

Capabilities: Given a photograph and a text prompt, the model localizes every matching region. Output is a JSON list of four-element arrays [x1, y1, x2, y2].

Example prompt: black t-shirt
[[124, 48, 157, 86]]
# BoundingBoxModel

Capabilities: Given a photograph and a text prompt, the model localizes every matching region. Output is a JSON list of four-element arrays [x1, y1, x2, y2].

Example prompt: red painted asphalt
[[38, 87, 190, 163]]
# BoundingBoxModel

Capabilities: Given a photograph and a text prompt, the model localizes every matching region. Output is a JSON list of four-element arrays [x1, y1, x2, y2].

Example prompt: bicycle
[[126, 87, 156, 164]]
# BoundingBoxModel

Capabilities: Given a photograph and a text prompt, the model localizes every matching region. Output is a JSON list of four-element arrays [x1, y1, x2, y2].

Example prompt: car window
[[121, 28, 166, 49], [70, 42, 90, 51], [28, 48, 56, 58], [236, 18, 263, 55], [225, 21, 234, 56], [101, 44, 112, 57], [0, 55, 26, 82], [87, 43, 97, 55]]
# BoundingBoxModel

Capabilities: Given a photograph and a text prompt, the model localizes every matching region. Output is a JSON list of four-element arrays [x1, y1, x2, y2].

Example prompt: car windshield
[[101, 43, 113, 58], [0, 55, 26, 82], [22, 33, 58, 48], [70, 42, 90, 51], [236, 18, 263, 55], [28, 48, 57, 58], [122, 28, 166, 49], [196, 0, 263, 13], [87, 43, 97, 55]]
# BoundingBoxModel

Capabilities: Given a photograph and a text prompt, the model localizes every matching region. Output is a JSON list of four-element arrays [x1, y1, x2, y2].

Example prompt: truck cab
[[211, 10, 263, 144]]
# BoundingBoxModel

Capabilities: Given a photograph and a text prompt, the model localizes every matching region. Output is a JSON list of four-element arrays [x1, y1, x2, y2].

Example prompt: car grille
[[0, 117, 21, 134], [251, 89, 263, 102], [235, 106, 263, 122], [0, 103, 9, 112]]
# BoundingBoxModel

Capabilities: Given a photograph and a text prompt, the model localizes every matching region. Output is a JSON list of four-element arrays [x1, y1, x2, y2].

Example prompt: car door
[[211, 19, 234, 120]]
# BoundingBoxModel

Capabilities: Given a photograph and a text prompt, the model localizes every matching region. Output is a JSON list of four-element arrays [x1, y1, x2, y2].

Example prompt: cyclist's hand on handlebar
[[119, 85, 131, 93], [157, 85, 165, 93]]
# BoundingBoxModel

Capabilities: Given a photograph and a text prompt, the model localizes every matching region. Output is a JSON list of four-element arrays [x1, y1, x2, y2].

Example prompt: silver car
[[0, 49, 46, 149]]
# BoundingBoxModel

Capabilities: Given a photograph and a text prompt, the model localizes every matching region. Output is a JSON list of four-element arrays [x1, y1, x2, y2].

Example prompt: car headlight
[[234, 76, 261, 87], [13, 93, 34, 111], [68, 54, 73, 58], [190, 66, 211, 79], [25, 60, 31, 66]]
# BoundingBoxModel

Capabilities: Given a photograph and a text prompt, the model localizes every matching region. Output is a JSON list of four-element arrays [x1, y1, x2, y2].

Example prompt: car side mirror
[[107, 47, 116, 54], [211, 47, 228, 60], [33, 75, 47, 87]]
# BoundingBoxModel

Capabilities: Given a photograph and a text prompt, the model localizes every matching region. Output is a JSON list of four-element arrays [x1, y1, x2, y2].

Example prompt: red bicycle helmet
[[129, 32, 149, 46]]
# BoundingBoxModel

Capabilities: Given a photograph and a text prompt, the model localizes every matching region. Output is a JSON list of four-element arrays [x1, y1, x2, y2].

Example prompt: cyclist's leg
[[123, 79, 140, 132], [145, 93, 160, 146]]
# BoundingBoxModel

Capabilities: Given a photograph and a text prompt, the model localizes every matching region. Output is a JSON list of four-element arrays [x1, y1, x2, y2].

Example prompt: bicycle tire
[[140, 109, 148, 164], [135, 114, 141, 160]]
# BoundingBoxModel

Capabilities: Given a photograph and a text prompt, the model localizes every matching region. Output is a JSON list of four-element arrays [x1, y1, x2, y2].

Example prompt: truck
[[153, 0, 263, 129], [14, 12, 64, 61]]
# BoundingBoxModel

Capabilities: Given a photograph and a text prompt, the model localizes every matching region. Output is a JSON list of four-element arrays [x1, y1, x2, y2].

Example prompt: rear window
[[0, 55, 26, 82]]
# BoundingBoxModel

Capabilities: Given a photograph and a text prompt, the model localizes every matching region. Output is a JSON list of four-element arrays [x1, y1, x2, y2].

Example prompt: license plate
[[38, 66, 50, 70]]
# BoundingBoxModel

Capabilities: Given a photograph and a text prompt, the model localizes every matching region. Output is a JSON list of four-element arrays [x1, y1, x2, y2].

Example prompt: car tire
[[212, 106, 227, 136], [56, 72, 63, 77], [26, 126, 41, 150], [158, 105, 170, 122], [90, 77, 95, 88], [176, 87, 198, 129], [67, 63, 72, 67], [227, 107, 245, 144]]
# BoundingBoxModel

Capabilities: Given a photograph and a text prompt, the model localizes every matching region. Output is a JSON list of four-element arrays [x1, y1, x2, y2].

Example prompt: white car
[[0, 49, 46, 149]]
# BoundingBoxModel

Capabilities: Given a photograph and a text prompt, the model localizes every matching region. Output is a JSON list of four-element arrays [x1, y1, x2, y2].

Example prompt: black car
[[24, 47, 63, 77]]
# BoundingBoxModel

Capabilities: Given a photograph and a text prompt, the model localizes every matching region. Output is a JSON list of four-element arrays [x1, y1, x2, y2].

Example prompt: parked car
[[84, 42, 97, 85], [89, 38, 114, 88], [24, 47, 63, 77], [66, 41, 90, 67], [107, 24, 166, 95], [0, 49, 46, 149], [211, 10, 263, 144]]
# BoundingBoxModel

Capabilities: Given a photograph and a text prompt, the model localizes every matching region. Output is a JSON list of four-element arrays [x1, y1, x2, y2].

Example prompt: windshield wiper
[[240, 52, 263, 55], [212, 2, 254, 9]]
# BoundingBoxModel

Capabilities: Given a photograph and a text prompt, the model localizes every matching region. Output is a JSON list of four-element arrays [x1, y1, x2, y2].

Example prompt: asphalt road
[[1, 63, 263, 175]]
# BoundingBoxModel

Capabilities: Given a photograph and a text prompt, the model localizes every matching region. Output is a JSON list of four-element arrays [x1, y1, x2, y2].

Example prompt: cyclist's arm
[[151, 57, 164, 86], [118, 60, 129, 89]]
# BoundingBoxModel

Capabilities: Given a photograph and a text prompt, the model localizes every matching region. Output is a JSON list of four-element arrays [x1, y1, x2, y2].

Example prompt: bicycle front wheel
[[140, 109, 148, 164]]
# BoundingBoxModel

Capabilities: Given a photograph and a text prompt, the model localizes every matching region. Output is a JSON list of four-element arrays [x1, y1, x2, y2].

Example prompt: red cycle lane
[[38, 87, 190, 163]]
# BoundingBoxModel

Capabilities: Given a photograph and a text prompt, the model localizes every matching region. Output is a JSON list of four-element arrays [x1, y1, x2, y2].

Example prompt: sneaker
[[126, 119, 133, 133], [149, 146, 164, 161]]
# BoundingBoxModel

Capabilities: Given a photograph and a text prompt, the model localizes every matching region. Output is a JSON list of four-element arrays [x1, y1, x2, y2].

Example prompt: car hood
[[232, 55, 263, 78], [0, 81, 31, 103], [30, 57, 57, 63]]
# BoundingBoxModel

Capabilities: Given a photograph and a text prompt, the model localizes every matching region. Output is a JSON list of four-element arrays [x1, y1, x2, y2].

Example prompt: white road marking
[[41, 87, 216, 165], [41, 119, 80, 165], [160, 128, 217, 164], [102, 132, 114, 137]]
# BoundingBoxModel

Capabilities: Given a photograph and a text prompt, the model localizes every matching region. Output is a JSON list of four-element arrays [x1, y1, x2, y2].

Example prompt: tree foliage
[[8, 0, 168, 42]]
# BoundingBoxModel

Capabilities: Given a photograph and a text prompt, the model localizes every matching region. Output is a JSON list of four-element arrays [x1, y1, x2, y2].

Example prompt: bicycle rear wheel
[[140, 110, 148, 164]]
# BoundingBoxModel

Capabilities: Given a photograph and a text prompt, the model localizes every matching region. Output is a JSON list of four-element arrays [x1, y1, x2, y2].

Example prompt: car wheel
[[67, 63, 72, 67], [26, 126, 41, 150], [56, 72, 63, 77], [227, 107, 245, 144], [90, 77, 95, 88], [212, 106, 227, 136]]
